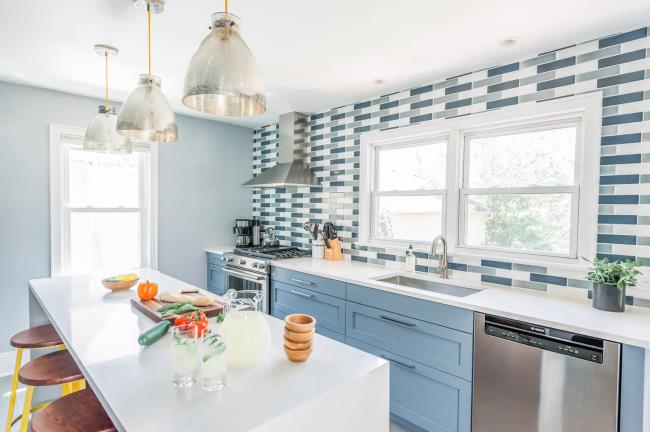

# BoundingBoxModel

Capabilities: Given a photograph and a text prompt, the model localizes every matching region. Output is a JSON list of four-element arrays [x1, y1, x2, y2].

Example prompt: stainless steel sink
[[377, 275, 479, 297]]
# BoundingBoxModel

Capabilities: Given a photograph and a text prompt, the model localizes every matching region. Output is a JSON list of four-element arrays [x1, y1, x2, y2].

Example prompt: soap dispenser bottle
[[405, 244, 416, 273]]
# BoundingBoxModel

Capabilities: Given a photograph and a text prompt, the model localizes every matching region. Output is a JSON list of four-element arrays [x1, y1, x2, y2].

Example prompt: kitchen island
[[28, 269, 389, 432]]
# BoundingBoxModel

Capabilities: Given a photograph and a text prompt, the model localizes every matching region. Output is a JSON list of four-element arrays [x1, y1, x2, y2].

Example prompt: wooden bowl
[[284, 328, 314, 343], [101, 278, 139, 291], [284, 314, 316, 333], [284, 338, 312, 351], [284, 345, 313, 362]]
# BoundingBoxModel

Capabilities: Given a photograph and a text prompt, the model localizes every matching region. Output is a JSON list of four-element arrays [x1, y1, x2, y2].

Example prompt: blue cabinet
[[206, 252, 226, 295], [346, 301, 473, 380], [271, 267, 346, 299], [347, 337, 471, 432]]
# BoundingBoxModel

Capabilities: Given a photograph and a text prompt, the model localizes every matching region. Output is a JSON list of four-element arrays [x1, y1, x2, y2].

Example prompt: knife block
[[325, 239, 344, 261]]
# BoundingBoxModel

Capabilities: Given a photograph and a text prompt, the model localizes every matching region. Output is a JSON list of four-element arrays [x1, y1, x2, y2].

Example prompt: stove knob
[[226, 257, 233, 263], [239, 259, 247, 265], [256, 263, 264, 269]]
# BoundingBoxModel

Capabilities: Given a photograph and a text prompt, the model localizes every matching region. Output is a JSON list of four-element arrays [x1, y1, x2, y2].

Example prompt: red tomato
[[174, 315, 189, 327], [188, 320, 208, 337]]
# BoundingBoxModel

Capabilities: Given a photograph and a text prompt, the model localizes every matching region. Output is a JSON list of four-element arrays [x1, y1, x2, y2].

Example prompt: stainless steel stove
[[221, 246, 310, 314]]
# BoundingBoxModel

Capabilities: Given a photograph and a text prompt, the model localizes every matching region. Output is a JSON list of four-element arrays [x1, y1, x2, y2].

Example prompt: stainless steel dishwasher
[[472, 313, 620, 432]]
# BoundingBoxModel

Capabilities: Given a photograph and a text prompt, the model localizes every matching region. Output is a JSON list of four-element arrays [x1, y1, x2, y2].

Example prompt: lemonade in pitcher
[[221, 289, 271, 367]]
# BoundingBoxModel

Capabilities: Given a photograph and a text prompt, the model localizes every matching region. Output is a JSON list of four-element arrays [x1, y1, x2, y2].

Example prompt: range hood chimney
[[242, 112, 321, 188]]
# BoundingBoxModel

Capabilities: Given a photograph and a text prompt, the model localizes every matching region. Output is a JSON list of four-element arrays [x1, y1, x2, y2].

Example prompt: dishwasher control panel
[[485, 323, 603, 364]]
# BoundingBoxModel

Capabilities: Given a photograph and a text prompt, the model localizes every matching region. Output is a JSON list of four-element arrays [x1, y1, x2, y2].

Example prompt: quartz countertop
[[28, 269, 388, 432], [271, 258, 650, 348], [205, 246, 234, 255]]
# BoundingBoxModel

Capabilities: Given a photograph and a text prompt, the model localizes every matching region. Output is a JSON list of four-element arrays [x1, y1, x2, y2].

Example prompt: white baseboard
[[0, 350, 17, 377]]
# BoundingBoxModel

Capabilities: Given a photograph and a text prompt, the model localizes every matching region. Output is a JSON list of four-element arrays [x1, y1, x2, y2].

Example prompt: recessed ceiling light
[[498, 37, 520, 48], [373, 79, 385, 85]]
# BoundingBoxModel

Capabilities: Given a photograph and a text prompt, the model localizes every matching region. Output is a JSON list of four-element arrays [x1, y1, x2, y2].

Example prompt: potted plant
[[585, 257, 641, 312]]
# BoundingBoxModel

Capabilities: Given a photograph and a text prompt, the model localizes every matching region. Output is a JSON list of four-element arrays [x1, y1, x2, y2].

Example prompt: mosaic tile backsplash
[[252, 25, 650, 307]]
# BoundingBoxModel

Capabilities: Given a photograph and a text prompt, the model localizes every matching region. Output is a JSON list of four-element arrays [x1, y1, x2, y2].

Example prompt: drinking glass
[[200, 330, 227, 391], [171, 325, 199, 388]]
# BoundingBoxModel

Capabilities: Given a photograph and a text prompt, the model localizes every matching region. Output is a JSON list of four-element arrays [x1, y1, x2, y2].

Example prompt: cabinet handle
[[379, 315, 416, 327], [290, 277, 314, 286], [380, 354, 416, 369], [291, 290, 314, 298]]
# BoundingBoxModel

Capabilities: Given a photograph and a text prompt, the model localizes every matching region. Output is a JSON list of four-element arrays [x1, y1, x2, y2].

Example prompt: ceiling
[[1, 0, 649, 129]]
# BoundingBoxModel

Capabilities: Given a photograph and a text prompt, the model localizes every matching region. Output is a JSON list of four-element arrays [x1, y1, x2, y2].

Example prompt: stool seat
[[31, 388, 116, 432], [18, 350, 82, 387], [10, 324, 62, 349]]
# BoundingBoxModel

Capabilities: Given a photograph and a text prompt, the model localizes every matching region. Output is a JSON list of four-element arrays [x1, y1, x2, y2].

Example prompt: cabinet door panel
[[207, 264, 226, 295], [272, 281, 345, 334], [271, 267, 346, 299]]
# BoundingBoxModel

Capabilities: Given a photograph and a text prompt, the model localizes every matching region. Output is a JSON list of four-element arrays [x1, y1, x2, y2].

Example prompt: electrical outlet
[[636, 267, 650, 289]]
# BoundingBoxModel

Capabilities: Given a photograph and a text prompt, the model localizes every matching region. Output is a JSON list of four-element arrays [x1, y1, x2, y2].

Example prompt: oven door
[[222, 267, 270, 314]]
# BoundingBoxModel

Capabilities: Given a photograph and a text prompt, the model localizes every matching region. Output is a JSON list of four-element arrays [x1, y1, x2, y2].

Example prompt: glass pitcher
[[220, 289, 271, 367]]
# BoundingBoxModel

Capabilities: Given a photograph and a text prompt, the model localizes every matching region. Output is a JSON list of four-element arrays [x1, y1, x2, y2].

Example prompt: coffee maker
[[233, 219, 260, 248]]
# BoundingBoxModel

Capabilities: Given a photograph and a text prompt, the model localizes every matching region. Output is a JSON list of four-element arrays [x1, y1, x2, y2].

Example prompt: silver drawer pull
[[290, 277, 314, 286], [291, 290, 314, 298], [380, 315, 416, 327], [380, 354, 416, 369]]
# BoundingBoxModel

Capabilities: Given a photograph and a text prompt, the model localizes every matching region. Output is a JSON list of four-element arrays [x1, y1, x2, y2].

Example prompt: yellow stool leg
[[61, 378, 85, 396], [18, 386, 33, 432], [4, 348, 23, 432]]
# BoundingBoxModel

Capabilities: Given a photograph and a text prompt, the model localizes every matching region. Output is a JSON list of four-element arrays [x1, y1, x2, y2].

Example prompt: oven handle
[[222, 267, 268, 283]]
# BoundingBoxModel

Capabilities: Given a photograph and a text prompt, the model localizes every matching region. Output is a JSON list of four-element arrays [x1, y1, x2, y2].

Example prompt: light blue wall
[[0, 81, 252, 351]]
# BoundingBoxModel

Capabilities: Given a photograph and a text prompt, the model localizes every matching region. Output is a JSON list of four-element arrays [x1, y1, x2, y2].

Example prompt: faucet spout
[[430, 235, 449, 279]]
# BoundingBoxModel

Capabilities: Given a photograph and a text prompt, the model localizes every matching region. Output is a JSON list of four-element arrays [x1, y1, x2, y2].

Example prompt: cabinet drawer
[[271, 267, 346, 299], [347, 283, 473, 333], [347, 337, 471, 432], [346, 302, 472, 380], [207, 252, 225, 266], [271, 307, 345, 343], [207, 264, 226, 295], [272, 281, 345, 334]]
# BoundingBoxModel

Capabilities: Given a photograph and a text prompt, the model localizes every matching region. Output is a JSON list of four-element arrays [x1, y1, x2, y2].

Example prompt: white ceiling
[[1, 0, 649, 129]]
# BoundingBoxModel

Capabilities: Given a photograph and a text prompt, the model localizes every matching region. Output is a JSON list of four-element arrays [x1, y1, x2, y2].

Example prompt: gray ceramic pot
[[592, 283, 626, 312]]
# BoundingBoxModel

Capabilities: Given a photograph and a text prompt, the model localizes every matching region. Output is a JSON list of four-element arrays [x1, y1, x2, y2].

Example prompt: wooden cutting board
[[131, 292, 224, 323]]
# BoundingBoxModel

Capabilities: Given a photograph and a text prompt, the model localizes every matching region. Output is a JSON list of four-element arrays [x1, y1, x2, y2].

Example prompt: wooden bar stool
[[5, 325, 64, 432], [16, 350, 84, 432], [31, 388, 116, 432]]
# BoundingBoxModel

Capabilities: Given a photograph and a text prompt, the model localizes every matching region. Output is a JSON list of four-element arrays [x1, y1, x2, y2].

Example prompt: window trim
[[359, 93, 601, 267], [49, 124, 159, 276]]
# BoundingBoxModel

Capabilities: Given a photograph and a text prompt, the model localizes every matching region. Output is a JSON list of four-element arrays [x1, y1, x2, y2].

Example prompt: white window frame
[[49, 124, 159, 276], [360, 93, 601, 267]]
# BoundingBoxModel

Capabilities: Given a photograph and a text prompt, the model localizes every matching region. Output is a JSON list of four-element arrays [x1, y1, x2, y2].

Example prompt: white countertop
[[272, 258, 650, 348], [28, 269, 388, 432], [205, 246, 234, 255]]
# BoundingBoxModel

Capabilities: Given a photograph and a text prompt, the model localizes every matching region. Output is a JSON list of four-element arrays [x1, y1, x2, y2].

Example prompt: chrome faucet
[[430, 235, 449, 279]]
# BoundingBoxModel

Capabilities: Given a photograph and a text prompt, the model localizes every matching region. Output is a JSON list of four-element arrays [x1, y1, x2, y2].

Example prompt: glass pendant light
[[83, 45, 132, 154], [117, 0, 178, 143], [182, 0, 266, 116]]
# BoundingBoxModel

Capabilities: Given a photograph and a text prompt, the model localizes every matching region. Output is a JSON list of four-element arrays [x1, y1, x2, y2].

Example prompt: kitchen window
[[49, 125, 157, 276], [360, 94, 601, 265]]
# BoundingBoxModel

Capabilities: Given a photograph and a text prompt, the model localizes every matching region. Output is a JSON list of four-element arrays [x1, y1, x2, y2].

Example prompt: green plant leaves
[[585, 257, 641, 290]]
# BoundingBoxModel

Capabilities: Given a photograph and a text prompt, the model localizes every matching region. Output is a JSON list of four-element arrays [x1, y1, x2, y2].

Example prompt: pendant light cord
[[147, 5, 152, 76], [105, 52, 109, 109], [225, 0, 228, 14]]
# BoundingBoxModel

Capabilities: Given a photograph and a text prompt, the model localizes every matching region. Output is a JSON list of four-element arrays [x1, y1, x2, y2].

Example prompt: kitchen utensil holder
[[312, 238, 325, 259], [325, 238, 344, 261]]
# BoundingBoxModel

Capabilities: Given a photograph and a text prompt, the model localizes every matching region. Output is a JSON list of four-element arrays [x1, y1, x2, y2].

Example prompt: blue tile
[[601, 133, 641, 146], [380, 113, 399, 123], [445, 82, 472, 95], [598, 49, 646, 68], [410, 84, 433, 96], [351, 255, 368, 263], [331, 124, 345, 132], [481, 275, 513, 286], [410, 114, 433, 124], [415, 265, 429, 273], [597, 71, 645, 88], [331, 113, 345, 121], [603, 92, 644, 106], [598, 214, 637, 225], [354, 101, 371, 110], [331, 147, 346, 154], [481, 259, 513, 270], [537, 75, 575, 91], [598, 234, 637, 245], [377, 253, 396, 261], [596, 252, 636, 262], [380, 100, 399, 110], [600, 154, 641, 165], [530, 273, 567, 286], [445, 98, 472, 109], [487, 97, 518, 110], [600, 174, 640, 185], [537, 56, 576, 73], [604, 112, 643, 126], [410, 99, 433, 110], [487, 79, 519, 93], [413, 251, 429, 259], [354, 125, 371, 134], [354, 113, 371, 121], [487, 62, 520, 77], [449, 262, 468, 271], [599, 195, 639, 204], [599, 27, 648, 49]]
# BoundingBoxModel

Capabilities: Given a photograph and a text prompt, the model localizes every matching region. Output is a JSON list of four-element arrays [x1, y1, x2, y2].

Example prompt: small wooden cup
[[283, 345, 313, 362], [284, 314, 316, 333], [284, 328, 314, 343], [284, 338, 312, 351]]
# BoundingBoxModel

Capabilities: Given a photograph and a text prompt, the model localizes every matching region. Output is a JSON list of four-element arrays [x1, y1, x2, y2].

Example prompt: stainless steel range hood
[[242, 112, 321, 188]]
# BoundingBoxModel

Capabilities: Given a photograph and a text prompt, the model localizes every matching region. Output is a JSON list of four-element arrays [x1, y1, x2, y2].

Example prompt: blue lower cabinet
[[271, 307, 345, 343], [271, 281, 346, 334], [620, 345, 645, 432], [207, 264, 226, 295], [347, 337, 471, 432], [346, 301, 473, 380]]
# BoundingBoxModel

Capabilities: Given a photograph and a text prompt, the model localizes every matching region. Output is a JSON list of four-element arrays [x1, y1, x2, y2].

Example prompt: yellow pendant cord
[[147, 5, 152, 76], [225, 0, 228, 14], [105, 52, 109, 109]]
